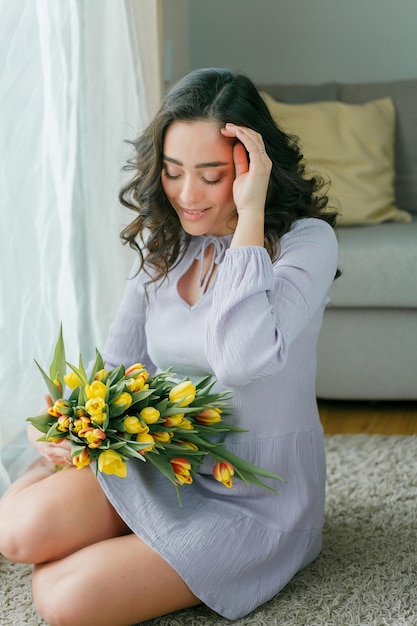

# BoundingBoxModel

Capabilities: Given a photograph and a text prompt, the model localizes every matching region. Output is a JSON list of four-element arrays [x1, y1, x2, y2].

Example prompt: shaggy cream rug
[[1, 435, 417, 626]]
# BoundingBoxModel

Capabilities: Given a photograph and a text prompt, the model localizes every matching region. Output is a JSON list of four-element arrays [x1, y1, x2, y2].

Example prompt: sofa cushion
[[327, 219, 417, 308], [339, 78, 417, 215], [261, 92, 412, 226]]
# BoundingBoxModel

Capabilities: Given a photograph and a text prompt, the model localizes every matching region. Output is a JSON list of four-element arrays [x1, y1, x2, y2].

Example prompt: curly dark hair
[[119, 67, 338, 283]]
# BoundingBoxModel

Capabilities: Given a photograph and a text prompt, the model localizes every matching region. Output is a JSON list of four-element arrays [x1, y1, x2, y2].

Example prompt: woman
[[0, 68, 339, 625]]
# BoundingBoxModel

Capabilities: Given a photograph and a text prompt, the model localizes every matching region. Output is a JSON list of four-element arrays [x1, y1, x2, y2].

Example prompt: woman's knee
[[32, 565, 74, 626], [0, 465, 59, 562], [0, 497, 48, 563]]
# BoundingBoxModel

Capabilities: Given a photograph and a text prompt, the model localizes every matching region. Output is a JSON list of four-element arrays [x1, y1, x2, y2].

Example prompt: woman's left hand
[[221, 123, 272, 220]]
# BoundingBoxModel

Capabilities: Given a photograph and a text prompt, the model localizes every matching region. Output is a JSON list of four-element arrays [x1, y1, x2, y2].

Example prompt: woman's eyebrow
[[162, 155, 229, 168]]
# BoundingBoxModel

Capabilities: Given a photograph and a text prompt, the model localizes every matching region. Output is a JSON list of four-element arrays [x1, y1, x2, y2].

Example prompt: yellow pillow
[[261, 92, 412, 226]]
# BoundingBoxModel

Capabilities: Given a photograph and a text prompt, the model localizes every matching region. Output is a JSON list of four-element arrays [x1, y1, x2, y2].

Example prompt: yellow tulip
[[163, 414, 185, 427], [177, 441, 199, 451], [98, 449, 127, 478], [168, 381, 196, 407], [153, 431, 173, 443], [126, 375, 149, 392], [64, 372, 82, 389], [123, 416, 142, 434], [92, 412, 106, 426], [94, 369, 108, 382], [213, 461, 234, 488], [140, 407, 160, 424], [136, 432, 155, 453], [163, 415, 194, 430], [85, 380, 107, 400], [111, 391, 132, 409], [85, 397, 106, 418]]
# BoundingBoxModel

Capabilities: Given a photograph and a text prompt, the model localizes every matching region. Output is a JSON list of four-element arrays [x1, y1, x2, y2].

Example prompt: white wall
[[188, 0, 417, 84]]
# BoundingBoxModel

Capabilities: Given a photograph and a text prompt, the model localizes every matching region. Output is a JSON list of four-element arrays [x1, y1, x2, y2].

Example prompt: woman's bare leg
[[0, 460, 202, 624], [32, 534, 201, 626], [0, 463, 129, 563]]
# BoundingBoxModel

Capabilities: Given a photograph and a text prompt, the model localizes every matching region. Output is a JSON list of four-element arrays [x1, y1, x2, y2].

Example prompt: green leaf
[[130, 389, 155, 405], [26, 415, 52, 434], [108, 402, 130, 418], [65, 361, 88, 386], [108, 364, 126, 385], [34, 360, 62, 402], [107, 381, 126, 402], [49, 324, 66, 389], [209, 446, 286, 485], [116, 445, 147, 460], [77, 353, 88, 383], [145, 452, 177, 485], [88, 349, 105, 382], [194, 375, 214, 390], [68, 387, 80, 402], [70, 444, 87, 456], [45, 423, 67, 441], [77, 384, 87, 406], [27, 412, 53, 427]]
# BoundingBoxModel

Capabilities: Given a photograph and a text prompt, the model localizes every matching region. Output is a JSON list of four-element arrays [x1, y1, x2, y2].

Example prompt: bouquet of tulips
[[28, 327, 284, 503]]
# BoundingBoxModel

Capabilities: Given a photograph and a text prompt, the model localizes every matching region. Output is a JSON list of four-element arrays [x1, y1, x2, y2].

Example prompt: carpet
[[1, 435, 417, 626]]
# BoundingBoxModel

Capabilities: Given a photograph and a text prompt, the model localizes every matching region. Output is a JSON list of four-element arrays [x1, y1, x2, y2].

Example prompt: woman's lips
[[180, 207, 209, 221]]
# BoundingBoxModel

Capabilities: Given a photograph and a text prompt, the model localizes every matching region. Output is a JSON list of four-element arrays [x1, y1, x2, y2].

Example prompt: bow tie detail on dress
[[196, 237, 229, 294]]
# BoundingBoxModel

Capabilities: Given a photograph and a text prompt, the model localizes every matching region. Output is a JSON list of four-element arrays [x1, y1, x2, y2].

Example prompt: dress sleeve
[[205, 219, 339, 386], [100, 257, 156, 374]]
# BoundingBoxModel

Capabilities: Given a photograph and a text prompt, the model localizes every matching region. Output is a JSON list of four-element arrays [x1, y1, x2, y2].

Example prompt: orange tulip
[[48, 399, 72, 417], [213, 461, 234, 488], [194, 408, 222, 426], [73, 415, 91, 434], [57, 415, 71, 432], [78, 427, 106, 449], [170, 457, 193, 485], [73, 448, 92, 469], [125, 363, 146, 377]]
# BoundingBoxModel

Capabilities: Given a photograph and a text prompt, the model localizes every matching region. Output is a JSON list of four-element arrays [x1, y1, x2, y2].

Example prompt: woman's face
[[161, 120, 237, 237]]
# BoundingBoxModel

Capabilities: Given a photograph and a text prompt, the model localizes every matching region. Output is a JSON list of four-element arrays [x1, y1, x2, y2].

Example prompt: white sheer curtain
[[0, 0, 158, 492]]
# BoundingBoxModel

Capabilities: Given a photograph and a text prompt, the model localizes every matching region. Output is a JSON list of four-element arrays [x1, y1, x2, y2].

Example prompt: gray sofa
[[258, 78, 417, 400]]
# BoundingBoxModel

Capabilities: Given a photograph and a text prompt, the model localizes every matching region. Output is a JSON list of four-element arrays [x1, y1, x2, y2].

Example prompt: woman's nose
[[178, 176, 202, 206]]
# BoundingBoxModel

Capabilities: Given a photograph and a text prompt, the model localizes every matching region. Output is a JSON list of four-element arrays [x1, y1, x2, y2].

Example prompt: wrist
[[231, 212, 264, 248]]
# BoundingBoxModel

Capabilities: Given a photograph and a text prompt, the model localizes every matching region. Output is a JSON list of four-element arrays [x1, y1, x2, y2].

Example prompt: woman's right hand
[[27, 395, 72, 466]]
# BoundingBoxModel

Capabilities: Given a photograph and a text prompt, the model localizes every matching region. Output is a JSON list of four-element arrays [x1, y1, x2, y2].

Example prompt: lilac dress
[[97, 218, 338, 620]]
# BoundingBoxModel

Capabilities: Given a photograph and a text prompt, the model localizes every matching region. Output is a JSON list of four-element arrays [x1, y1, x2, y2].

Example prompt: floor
[[318, 400, 417, 435]]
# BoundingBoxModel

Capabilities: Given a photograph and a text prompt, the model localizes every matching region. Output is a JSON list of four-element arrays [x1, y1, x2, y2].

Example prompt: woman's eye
[[163, 170, 180, 180], [202, 177, 222, 185]]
